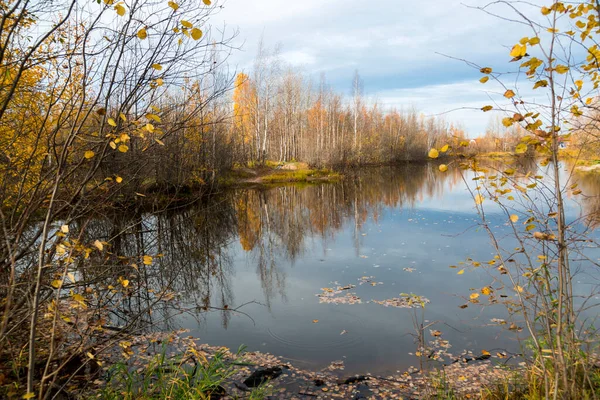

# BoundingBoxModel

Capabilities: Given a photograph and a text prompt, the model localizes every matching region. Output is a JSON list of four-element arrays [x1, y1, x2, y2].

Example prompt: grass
[[94, 345, 271, 400], [476, 151, 516, 158], [260, 168, 340, 184], [221, 161, 342, 186]]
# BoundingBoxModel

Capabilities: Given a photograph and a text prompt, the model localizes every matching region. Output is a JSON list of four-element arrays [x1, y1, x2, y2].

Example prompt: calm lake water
[[93, 162, 600, 376]]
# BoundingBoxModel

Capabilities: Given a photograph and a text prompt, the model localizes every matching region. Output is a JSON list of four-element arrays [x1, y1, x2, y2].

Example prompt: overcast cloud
[[213, 0, 544, 136]]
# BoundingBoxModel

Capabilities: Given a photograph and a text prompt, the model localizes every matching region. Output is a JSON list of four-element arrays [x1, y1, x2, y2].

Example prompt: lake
[[88, 162, 600, 376]]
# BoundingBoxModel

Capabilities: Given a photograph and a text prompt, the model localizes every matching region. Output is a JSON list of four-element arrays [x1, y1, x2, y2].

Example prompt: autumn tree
[[0, 0, 236, 397], [430, 1, 600, 397]]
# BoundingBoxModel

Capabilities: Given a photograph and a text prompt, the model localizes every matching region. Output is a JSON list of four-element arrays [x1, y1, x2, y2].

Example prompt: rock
[[243, 366, 283, 387], [338, 375, 370, 385]]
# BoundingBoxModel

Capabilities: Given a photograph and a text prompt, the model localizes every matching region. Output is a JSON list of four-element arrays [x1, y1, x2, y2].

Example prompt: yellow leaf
[[156, 78, 164, 86], [481, 287, 491, 295], [312, 319, 319, 323], [61, 225, 69, 233], [72, 293, 85, 303], [481, 105, 493, 112], [480, 67, 492, 74], [541, 6, 551, 15], [116, 176, 123, 183], [203, 0, 211, 4], [107, 118, 117, 127], [155, 138, 165, 146], [502, 117, 514, 127], [168, 1, 179, 10], [51, 280, 63, 289], [143, 255, 153, 265], [555, 65, 569, 74], [146, 113, 161, 123], [118, 144, 129, 153], [504, 89, 516, 99], [482, 349, 491, 356], [509, 43, 527, 58], [439, 164, 448, 172], [191, 28, 203, 40], [428, 148, 439, 159], [515, 143, 528, 154], [575, 80, 583, 90], [94, 240, 104, 251], [457, 269, 465, 275], [480, 76, 489, 84], [440, 144, 449, 153], [84, 150, 95, 159], [526, 224, 536, 231], [145, 123, 155, 132], [137, 28, 147, 40], [529, 37, 540, 45], [475, 194, 484, 205], [23, 393, 36, 399], [510, 214, 519, 223], [109, 141, 117, 149], [121, 279, 130, 288], [114, 3, 126, 16], [181, 20, 193, 28], [470, 293, 480, 300], [515, 285, 524, 293], [152, 63, 162, 70], [533, 80, 548, 89]]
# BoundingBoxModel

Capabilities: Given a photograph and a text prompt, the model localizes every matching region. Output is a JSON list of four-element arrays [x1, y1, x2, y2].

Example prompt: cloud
[[214, 0, 543, 135]]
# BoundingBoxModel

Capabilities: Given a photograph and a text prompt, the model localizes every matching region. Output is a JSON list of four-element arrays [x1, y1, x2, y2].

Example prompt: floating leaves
[[316, 285, 362, 305], [372, 294, 429, 309]]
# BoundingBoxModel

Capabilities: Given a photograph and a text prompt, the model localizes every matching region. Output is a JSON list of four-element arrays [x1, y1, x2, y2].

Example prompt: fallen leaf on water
[[312, 319, 319, 323]]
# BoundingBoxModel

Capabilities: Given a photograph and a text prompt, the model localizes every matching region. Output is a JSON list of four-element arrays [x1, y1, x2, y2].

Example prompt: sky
[[212, 0, 546, 137]]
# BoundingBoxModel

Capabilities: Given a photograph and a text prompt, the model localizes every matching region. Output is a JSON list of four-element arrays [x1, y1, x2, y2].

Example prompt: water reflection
[[79, 161, 600, 374]]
